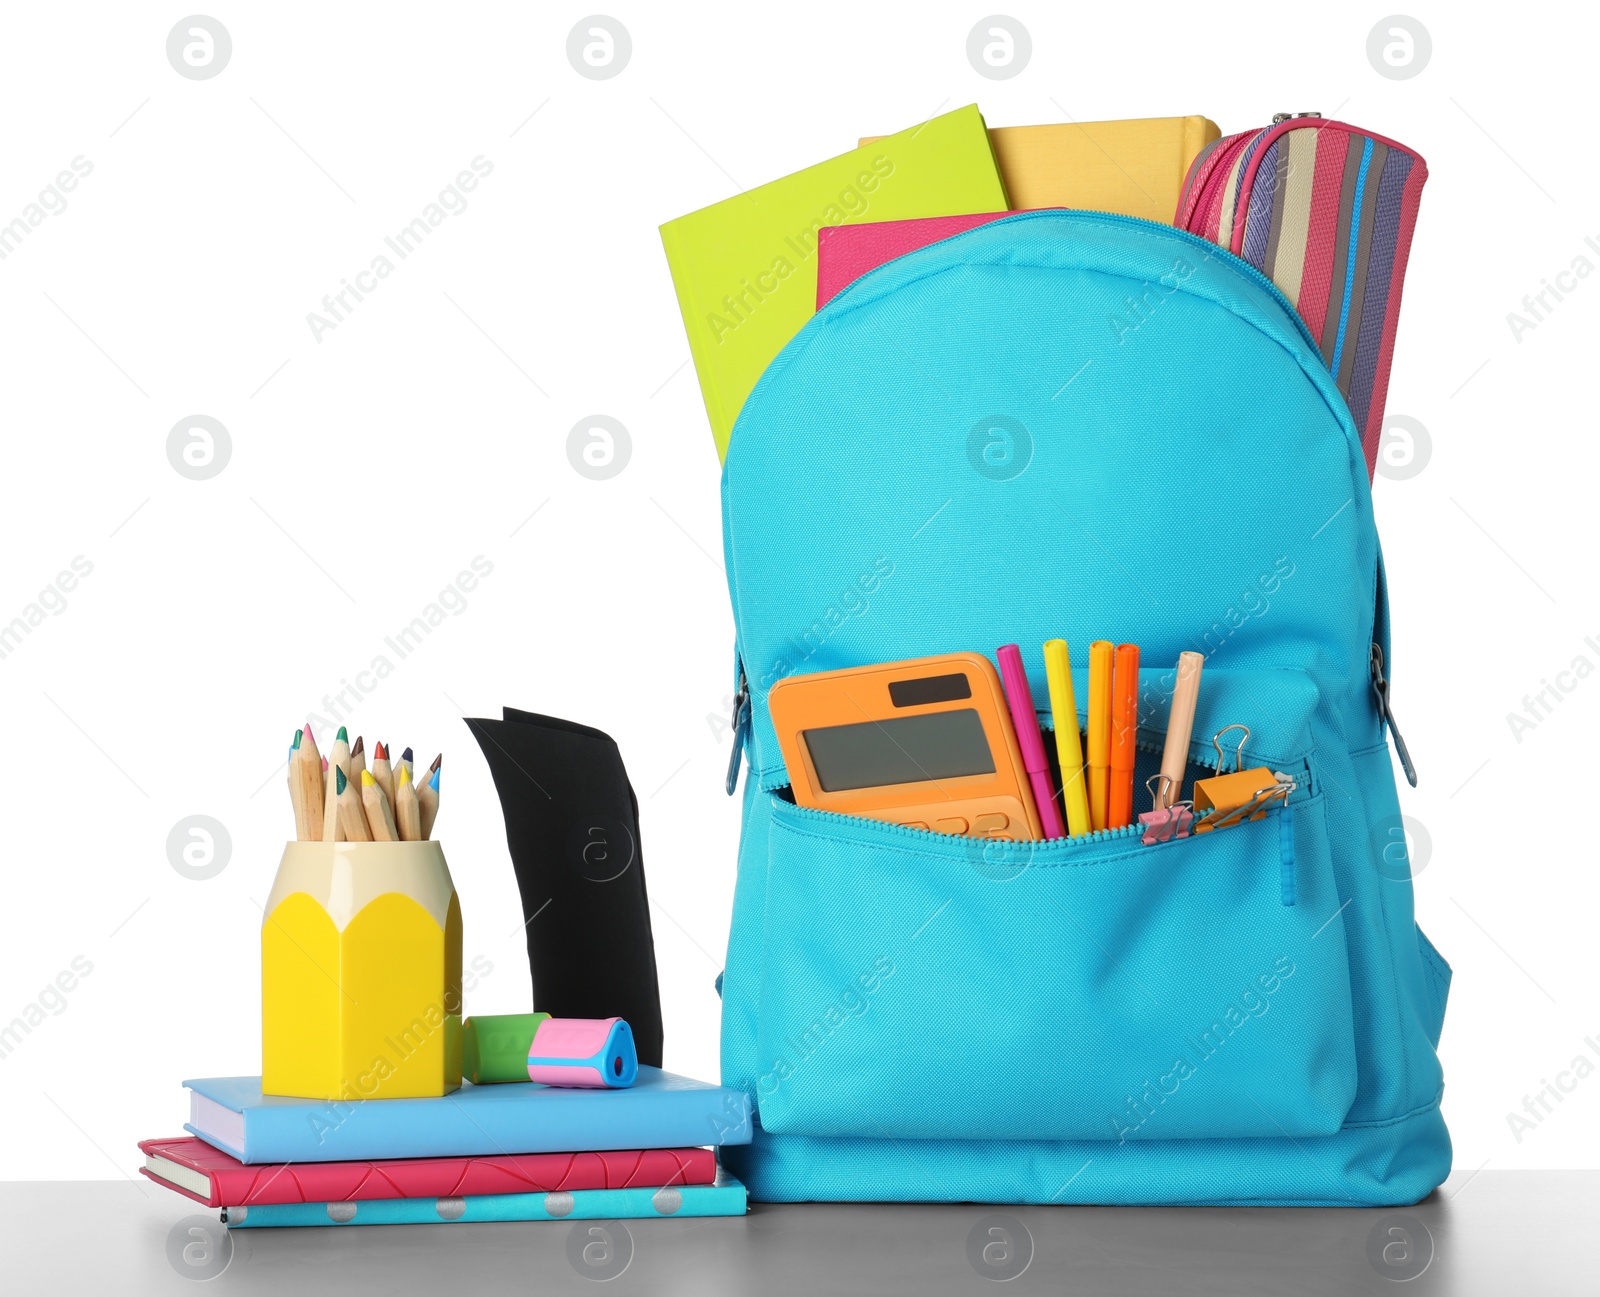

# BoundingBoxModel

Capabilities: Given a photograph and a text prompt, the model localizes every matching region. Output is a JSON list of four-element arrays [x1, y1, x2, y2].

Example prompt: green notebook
[[661, 104, 1008, 464]]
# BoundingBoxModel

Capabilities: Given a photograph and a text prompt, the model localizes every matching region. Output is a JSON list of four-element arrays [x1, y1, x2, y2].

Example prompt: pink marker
[[997, 645, 1066, 840]]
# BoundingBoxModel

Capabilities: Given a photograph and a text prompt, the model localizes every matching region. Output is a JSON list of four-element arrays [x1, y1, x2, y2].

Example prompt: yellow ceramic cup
[[261, 840, 463, 1100]]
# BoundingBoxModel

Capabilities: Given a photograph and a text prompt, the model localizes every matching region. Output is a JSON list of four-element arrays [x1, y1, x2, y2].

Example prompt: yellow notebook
[[862, 116, 1220, 226], [662, 104, 1008, 465]]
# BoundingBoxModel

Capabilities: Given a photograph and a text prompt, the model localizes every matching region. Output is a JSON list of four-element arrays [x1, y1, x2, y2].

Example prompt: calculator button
[[933, 817, 969, 835], [974, 813, 1010, 832]]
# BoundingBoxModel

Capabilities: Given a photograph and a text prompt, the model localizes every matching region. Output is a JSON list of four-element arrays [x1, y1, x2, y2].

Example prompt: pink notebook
[[815, 212, 1019, 308], [138, 1136, 716, 1208]]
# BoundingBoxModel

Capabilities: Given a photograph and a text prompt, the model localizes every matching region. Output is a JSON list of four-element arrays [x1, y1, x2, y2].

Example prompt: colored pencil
[[323, 726, 350, 842], [371, 741, 395, 809], [393, 762, 422, 842], [298, 723, 322, 778], [361, 769, 398, 841], [335, 765, 372, 842], [299, 726, 326, 841], [286, 723, 439, 843], [418, 755, 441, 838], [287, 730, 324, 842], [286, 728, 302, 830]]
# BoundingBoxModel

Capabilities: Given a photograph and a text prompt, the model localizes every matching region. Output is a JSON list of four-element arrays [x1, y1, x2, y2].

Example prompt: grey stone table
[[3, 1172, 1593, 1294]]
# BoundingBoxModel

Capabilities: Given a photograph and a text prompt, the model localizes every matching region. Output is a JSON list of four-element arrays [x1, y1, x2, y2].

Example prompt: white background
[[0, 2, 1594, 1181]]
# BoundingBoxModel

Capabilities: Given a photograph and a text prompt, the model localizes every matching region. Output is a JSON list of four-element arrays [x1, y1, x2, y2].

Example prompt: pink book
[[138, 1136, 715, 1209], [815, 212, 1018, 308]]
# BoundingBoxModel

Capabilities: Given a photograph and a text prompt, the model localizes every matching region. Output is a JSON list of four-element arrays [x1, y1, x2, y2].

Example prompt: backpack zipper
[[779, 794, 1149, 850], [1369, 642, 1417, 787], [778, 785, 1294, 860], [725, 661, 750, 796]]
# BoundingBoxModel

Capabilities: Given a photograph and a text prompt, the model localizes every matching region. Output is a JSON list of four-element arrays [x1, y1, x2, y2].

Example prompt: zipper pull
[[1272, 111, 1323, 124], [1370, 643, 1418, 787], [1279, 802, 1297, 907], [724, 667, 750, 796]]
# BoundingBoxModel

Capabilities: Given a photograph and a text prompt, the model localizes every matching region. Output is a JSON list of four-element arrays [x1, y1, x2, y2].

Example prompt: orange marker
[[1086, 641, 1115, 831], [1108, 643, 1141, 829]]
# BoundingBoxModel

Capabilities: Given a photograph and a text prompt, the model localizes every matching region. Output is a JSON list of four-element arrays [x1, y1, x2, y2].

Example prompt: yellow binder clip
[[1193, 725, 1295, 833]]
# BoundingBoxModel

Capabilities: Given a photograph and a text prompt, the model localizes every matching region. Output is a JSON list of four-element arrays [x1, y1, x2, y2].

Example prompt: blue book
[[223, 1171, 747, 1228], [183, 1068, 751, 1165]]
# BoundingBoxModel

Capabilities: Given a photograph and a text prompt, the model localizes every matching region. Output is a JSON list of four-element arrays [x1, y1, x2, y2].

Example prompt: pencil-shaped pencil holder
[[527, 1016, 638, 1089], [261, 840, 463, 1100]]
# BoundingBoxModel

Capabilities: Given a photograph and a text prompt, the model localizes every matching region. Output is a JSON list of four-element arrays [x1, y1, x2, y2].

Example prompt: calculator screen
[[801, 708, 996, 792]]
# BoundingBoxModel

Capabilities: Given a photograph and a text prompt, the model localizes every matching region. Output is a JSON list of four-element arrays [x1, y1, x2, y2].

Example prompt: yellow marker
[[1043, 640, 1093, 837], [1087, 641, 1115, 831]]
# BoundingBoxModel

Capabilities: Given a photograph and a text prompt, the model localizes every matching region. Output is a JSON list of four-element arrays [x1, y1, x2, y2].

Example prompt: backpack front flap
[[718, 211, 1448, 1205]]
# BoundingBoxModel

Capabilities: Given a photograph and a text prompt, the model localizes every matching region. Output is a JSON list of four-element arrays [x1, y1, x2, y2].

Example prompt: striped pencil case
[[1175, 114, 1427, 479]]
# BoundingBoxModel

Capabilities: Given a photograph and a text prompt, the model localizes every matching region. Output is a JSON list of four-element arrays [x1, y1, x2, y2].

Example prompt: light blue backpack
[[716, 211, 1450, 1206]]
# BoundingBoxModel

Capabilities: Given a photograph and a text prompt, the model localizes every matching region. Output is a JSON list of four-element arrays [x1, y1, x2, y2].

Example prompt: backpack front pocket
[[754, 788, 1357, 1143]]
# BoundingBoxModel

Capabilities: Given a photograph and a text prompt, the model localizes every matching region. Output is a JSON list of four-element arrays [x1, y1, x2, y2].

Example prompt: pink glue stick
[[526, 1016, 638, 1088]]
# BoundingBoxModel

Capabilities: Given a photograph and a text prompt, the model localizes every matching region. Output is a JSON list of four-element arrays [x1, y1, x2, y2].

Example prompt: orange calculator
[[767, 652, 1044, 841]]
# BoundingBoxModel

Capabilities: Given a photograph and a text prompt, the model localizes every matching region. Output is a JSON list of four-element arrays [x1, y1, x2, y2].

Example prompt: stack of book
[[140, 1067, 751, 1228]]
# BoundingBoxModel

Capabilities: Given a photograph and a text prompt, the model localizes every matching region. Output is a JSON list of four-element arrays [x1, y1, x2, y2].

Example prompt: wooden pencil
[[323, 726, 350, 842], [334, 765, 371, 841], [418, 754, 441, 839], [286, 728, 301, 831], [307, 760, 327, 836], [360, 769, 398, 841], [296, 723, 325, 841], [347, 735, 367, 787], [371, 741, 396, 809], [287, 729, 323, 842], [393, 762, 422, 842]]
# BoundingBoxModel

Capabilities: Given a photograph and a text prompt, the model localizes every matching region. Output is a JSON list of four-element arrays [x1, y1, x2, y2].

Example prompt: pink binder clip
[[1139, 775, 1194, 845]]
